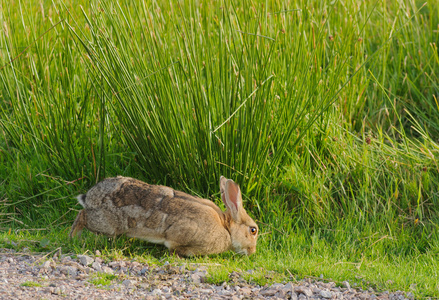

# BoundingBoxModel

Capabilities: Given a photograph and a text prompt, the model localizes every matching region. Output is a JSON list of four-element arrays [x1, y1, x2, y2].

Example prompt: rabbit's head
[[220, 176, 259, 255]]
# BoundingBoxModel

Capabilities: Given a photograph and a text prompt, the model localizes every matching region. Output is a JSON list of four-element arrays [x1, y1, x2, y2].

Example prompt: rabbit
[[69, 175, 258, 256]]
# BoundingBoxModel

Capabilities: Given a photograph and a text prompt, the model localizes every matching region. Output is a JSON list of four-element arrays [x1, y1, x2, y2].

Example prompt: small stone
[[320, 290, 333, 299], [75, 273, 87, 280], [260, 289, 277, 296], [108, 261, 120, 268], [342, 281, 351, 289], [228, 271, 240, 281], [122, 279, 135, 287], [199, 289, 213, 294], [53, 248, 61, 260], [60, 266, 77, 276], [53, 286, 65, 295], [270, 283, 284, 289], [282, 282, 294, 292], [312, 286, 322, 293], [60, 255, 72, 263], [239, 287, 252, 295], [91, 262, 102, 272], [151, 288, 162, 295], [298, 294, 307, 300], [190, 273, 202, 284], [396, 294, 405, 300], [294, 286, 313, 297], [95, 250, 101, 256], [275, 289, 287, 298], [101, 266, 114, 274], [218, 290, 232, 296], [140, 267, 148, 275], [78, 255, 94, 266], [190, 271, 207, 283], [42, 260, 52, 270]]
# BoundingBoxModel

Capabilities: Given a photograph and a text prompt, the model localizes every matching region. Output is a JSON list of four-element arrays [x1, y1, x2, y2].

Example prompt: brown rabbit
[[70, 176, 258, 256]]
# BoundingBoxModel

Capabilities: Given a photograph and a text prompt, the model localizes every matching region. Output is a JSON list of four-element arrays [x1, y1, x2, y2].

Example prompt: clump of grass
[[67, 0, 363, 196], [89, 273, 118, 287], [20, 281, 42, 288]]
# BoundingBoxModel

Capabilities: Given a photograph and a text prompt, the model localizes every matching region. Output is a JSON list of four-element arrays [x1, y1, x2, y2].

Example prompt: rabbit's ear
[[220, 176, 227, 204], [223, 179, 243, 222]]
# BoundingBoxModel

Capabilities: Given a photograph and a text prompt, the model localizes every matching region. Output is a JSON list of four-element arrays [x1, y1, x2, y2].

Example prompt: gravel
[[0, 248, 415, 299]]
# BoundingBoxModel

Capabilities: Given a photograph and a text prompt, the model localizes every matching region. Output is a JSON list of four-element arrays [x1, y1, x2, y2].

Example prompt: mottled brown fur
[[69, 176, 258, 256]]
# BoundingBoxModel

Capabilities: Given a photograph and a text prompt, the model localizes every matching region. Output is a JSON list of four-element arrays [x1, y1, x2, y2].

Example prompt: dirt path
[[0, 248, 412, 299]]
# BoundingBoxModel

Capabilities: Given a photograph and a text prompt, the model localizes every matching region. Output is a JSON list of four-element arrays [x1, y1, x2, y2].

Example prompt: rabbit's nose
[[247, 246, 256, 255]]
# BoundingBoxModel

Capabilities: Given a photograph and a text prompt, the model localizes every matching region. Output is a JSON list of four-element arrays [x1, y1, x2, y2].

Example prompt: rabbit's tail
[[76, 194, 86, 207]]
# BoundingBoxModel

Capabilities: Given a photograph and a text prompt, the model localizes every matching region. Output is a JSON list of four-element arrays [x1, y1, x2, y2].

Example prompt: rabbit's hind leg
[[69, 209, 87, 238]]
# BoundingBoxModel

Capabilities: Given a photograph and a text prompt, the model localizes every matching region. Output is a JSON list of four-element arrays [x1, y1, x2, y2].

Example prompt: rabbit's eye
[[249, 226, 257, 235]]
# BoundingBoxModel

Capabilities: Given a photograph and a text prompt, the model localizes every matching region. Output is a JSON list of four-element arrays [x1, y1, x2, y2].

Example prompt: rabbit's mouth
[[232, 241, 256, 255], [234, 247, 256, 255], [235, 248, 248, 255], [232, 241, 247, 255]]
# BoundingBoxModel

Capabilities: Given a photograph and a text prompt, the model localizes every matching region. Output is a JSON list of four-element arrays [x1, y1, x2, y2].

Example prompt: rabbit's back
[[82, 176, 174, 210], [79, 177, 230, 253]]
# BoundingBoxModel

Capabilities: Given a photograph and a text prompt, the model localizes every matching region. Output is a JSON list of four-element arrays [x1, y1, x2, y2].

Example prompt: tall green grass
[[1, 0, 439, 296], [66, 0, 369, 195]]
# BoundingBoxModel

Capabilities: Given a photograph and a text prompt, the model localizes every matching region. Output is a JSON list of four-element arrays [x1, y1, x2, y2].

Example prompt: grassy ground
[[1, 0, 438, 297]]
